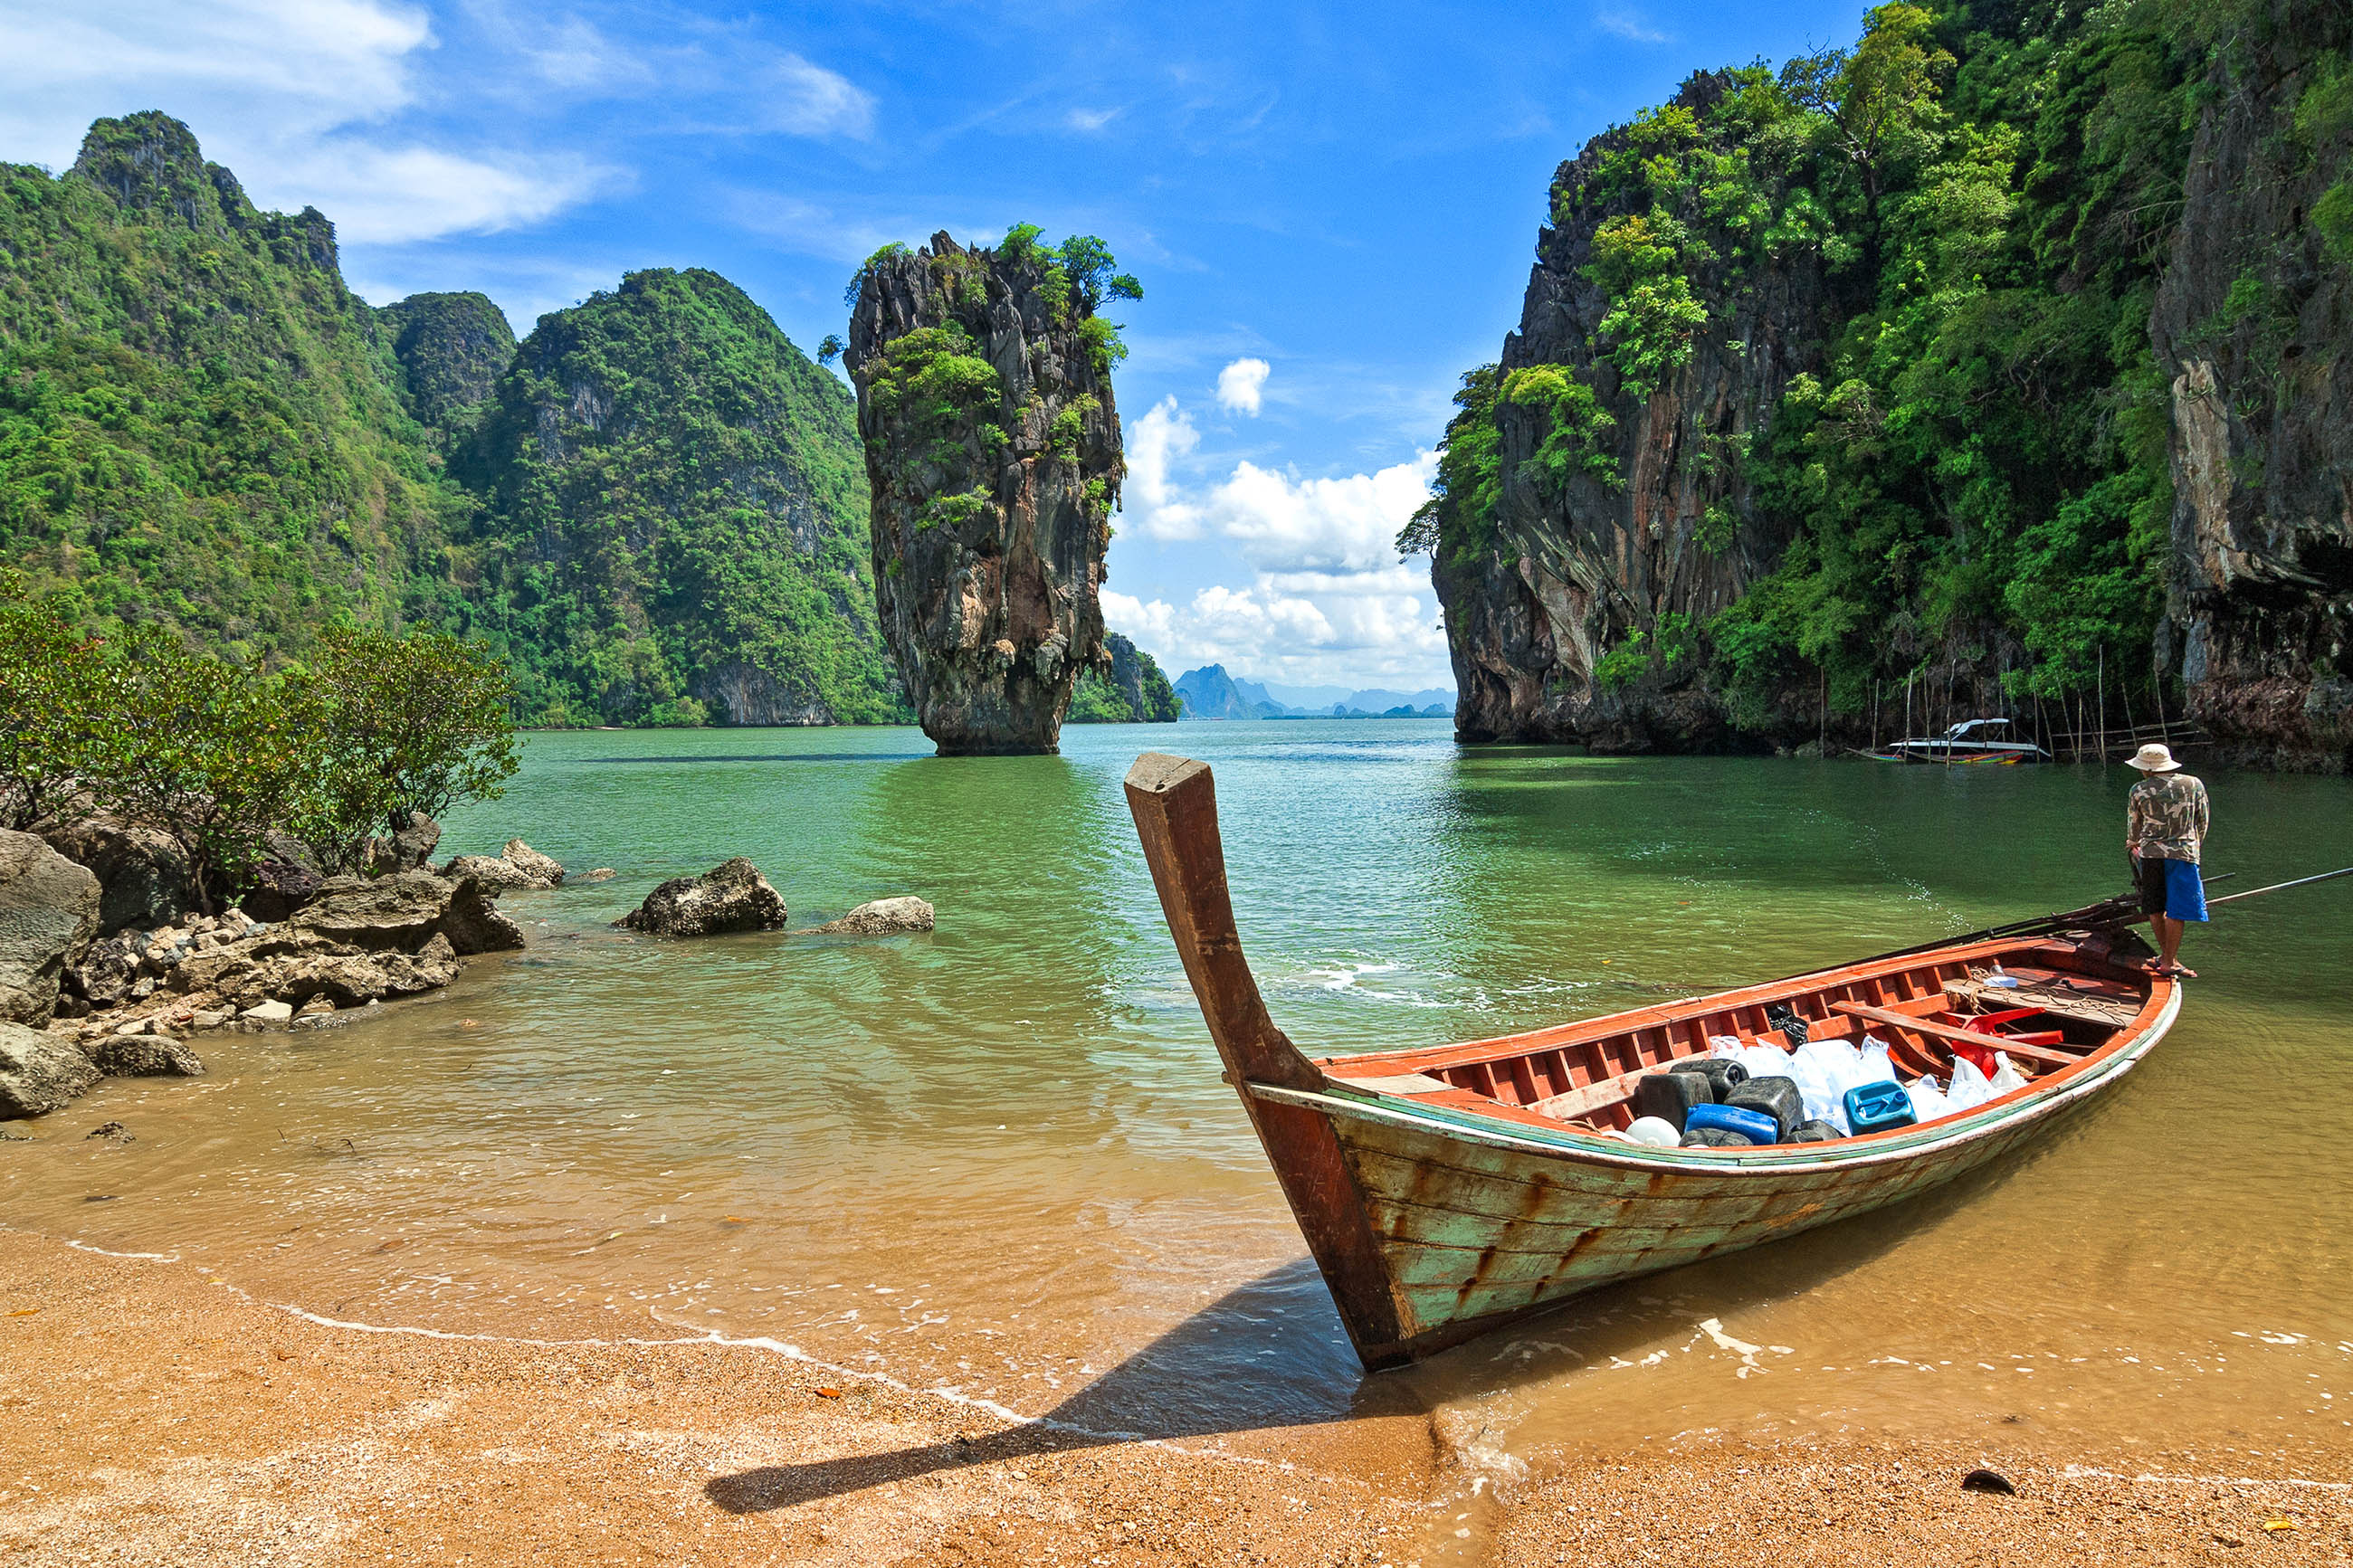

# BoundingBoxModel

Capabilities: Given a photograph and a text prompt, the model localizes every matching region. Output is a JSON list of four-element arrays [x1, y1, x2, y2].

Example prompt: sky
[[0, 0, 1864, 690]]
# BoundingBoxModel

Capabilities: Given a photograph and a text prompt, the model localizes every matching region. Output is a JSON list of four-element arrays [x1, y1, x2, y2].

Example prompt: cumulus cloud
[[0, 0, 621, 244], [1109, 396, 1448, 687], [1126, 396, 1206, 541], [1215, 356, 1270, 415]]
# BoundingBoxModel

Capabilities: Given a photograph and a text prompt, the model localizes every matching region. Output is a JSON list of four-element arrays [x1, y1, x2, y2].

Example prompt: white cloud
[[1066, 106, 1122, 132], [1594, 9, 1669, 43], [1215, 356, 1270, 415], [0, 0, 617, 243], [280, 143, 618, 243], [1109, 395, 1448, 687], [1209, 451, 1436, 574], [756, 52, 876, 138], [1125, 396, 1206, 541]]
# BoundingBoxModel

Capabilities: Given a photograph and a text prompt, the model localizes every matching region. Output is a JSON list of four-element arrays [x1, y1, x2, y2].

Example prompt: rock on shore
[[0, 1020, 101, 1117], [38, 815, 194, 934], [617, 860, 786, 936], [0, 830, 101, 1025], [809, 897, 936, 935], [442, 839, 564, 892]]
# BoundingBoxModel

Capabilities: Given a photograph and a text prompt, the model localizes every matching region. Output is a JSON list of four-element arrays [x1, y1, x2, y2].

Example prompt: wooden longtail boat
[[1123, 753, 2180, 1372]]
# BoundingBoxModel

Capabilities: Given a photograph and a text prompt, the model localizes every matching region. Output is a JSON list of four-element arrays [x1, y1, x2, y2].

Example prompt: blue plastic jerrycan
[[1843, 1079, 1918, 1135]]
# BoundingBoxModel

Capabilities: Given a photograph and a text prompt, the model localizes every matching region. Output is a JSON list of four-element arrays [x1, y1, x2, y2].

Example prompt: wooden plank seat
[[1831, 1000, 2078, 1069]]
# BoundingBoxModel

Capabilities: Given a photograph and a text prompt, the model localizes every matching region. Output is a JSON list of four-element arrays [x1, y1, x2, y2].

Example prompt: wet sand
[[6, 1230, 2345, 1567]]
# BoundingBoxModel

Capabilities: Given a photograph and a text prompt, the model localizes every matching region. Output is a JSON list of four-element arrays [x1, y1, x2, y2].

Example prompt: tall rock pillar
[[846, 231, 1125, 755]]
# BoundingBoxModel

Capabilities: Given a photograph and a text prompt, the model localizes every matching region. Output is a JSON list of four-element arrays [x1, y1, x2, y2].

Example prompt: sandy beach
[[5, 1227, 2344, 1567]]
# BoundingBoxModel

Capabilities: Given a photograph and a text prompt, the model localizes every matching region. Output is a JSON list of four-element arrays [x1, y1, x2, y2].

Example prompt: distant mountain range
[[1173, 665, 1454, 720]]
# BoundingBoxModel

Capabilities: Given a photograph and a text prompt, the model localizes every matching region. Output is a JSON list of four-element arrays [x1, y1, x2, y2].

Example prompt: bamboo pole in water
[[2099, 645, 2110, 763]]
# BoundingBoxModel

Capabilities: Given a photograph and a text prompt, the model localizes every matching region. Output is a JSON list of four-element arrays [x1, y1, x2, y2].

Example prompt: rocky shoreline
[[1, 823, 934, 1123]]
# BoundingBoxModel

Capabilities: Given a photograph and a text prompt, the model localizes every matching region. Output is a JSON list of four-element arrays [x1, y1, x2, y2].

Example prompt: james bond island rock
[[617, 858, 786, 937], [844, 227, 1136, 755], [1422, 5, 2351, 768], [2152, 8, 2353, 773]]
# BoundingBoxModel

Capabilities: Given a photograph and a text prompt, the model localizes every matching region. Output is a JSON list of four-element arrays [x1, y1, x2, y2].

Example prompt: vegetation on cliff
[[1417, 0, 2348, 756], [449, 267, 903, 727], [1, 115, 915, 732], [0, 113, 458, 663], [1068, 632, 1181, 722]]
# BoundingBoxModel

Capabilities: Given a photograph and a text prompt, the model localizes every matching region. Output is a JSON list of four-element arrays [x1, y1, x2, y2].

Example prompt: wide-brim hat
[[2127, 743, 2181, 773]]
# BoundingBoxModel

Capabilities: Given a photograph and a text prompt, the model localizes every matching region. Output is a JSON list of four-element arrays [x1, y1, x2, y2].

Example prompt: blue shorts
[[2137, 855, 2207, 922]]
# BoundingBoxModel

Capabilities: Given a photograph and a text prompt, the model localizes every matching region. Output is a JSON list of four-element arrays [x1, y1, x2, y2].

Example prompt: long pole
[[2208, 867, 2353, 906], [2099, 645, 2109, 762]]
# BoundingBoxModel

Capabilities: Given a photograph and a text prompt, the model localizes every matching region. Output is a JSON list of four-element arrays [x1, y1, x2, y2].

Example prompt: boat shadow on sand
[[704, 1148, 2031, 1514]]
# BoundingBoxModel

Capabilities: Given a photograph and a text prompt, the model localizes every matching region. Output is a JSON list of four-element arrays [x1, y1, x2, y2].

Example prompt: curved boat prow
[[1122, 753, 1415, 1365]]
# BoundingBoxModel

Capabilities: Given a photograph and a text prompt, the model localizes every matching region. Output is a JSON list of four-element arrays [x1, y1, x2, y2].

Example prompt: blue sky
[[1, 0, 1862, 689]]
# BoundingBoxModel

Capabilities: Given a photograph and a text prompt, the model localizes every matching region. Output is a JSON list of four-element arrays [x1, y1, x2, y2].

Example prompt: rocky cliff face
[[381, 291, 516, 435], [844, 232, 1122, 755], [1449, 73, 1841, 749], [458, 268, 902, 727], [2152, 7, 2353, 773]]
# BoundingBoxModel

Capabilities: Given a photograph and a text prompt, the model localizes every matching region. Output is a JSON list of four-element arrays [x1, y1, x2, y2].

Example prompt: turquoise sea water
[[8, 719, 2352, 1485]]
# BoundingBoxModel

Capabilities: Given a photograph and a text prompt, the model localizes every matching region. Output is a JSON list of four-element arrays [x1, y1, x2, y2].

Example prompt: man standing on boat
[[2125, 744, 2208, 979]]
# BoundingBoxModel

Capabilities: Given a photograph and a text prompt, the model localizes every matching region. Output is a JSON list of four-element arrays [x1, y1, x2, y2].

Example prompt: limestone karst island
[[2, 3, 2349, 1564]]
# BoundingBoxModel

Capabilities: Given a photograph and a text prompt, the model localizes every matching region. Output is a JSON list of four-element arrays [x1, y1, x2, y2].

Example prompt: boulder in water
[[86, 1033, 204, 1078], [809, 897, 936, 936], [0, 830, 102, 1025], [501, 841, 564, 887], [290, 871, 524, 955], [616, 859, 786, 937], [0, 1020, 101, 1117]]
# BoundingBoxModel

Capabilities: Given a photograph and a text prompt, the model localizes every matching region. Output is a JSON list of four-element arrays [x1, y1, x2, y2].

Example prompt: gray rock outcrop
[[0, 830, 102, 1024], [1442, 71, 1833, 749], [0, 1021, 101, 1117], [443, 840, 563, 892], [2150, 14, 2353, 773], [616, 859, 786, 936], [85, 1034, 204, 1077], [289, 871, 524, 955], [40, 815, 195, 934], [366, 813, 443, 874], [809, 897, 936, 935], [845, 231, 1124, 755]]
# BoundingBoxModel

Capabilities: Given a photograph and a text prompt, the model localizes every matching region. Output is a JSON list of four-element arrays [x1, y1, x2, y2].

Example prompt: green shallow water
[[7, 719, 2352, 1480]]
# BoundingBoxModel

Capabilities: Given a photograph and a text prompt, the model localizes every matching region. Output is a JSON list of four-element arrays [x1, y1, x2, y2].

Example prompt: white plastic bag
[[1905, 1076, 1953, 1123], [1987, 1051, 2028, 1098], [1944, 1056, 1993, 1112], [1788, 1038, 1862, 1134], [1855, 1036, 1895, 1084]]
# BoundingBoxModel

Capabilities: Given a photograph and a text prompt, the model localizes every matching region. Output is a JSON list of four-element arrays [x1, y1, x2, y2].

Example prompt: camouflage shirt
[[2127, 773, 2209, 864]]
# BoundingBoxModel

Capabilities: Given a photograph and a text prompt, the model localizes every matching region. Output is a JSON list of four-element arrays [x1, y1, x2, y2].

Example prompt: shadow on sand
[[702, 1145, 2043, 1514]]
